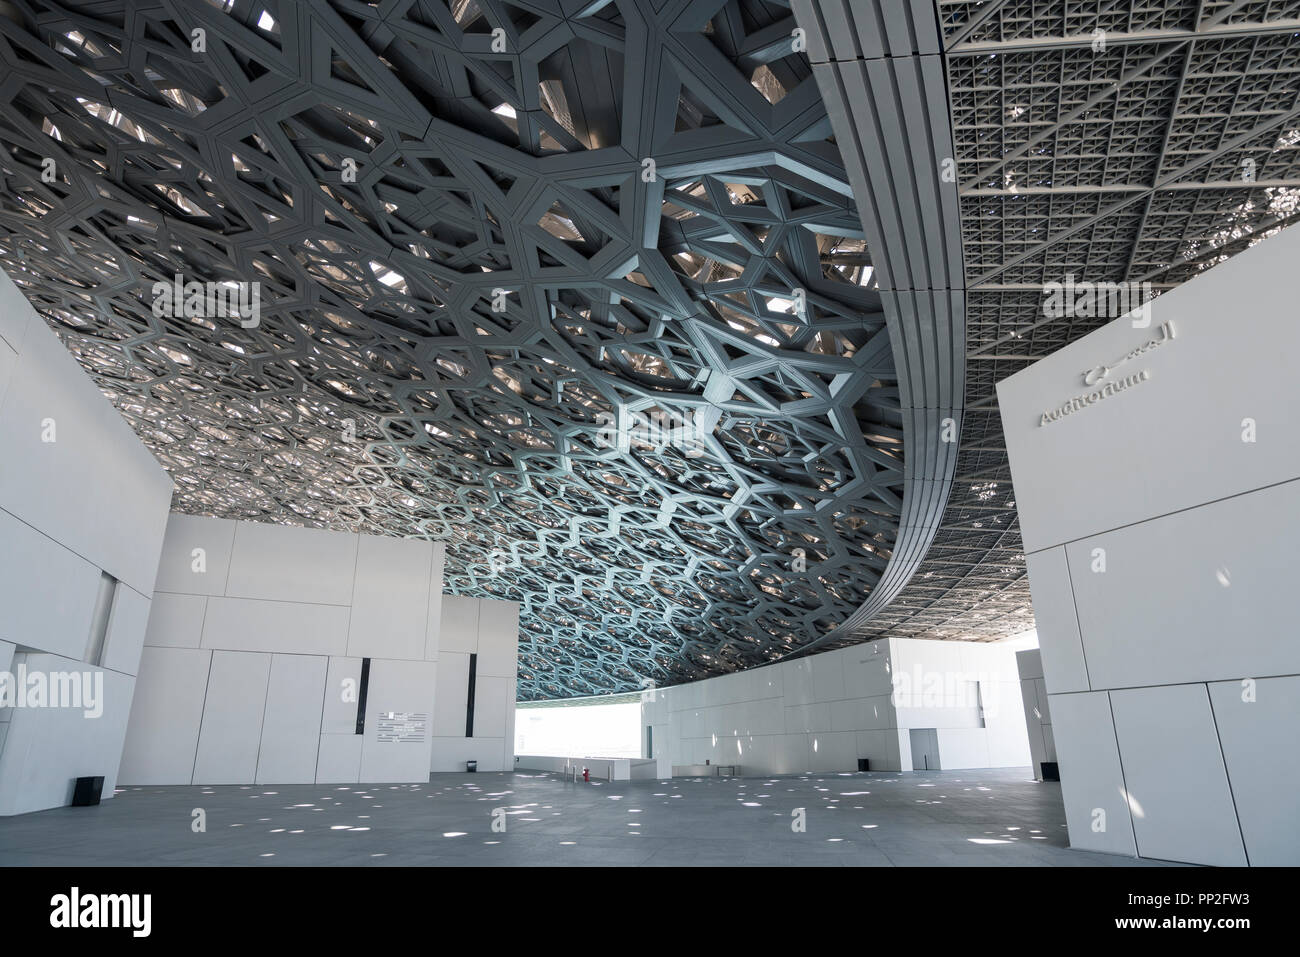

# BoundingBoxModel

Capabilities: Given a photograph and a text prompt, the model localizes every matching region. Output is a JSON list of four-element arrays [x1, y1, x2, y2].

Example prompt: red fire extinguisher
[[582, 767, 590, 782]]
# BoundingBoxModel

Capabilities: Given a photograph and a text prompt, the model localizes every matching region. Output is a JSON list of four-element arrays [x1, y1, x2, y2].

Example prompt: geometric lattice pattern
[[845, 0, 1300, 644], [0, 0, 900, 698]]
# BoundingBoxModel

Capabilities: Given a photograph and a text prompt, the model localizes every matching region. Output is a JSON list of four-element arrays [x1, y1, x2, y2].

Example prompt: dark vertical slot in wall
[[355, 658, 371, 735], [465, 653, 477, 738]]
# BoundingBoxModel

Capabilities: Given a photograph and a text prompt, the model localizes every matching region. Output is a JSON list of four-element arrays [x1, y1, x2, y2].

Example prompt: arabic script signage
[[1039, 321, 1176, 427]]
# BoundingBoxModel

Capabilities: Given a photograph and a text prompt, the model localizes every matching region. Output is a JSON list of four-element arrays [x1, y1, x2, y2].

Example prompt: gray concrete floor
[[0, 767, 1175, 866]]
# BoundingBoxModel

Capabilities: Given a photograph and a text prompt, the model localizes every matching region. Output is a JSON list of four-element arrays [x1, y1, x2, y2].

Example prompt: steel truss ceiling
[[0, 0, 909, 698], [840, 0, 1300, 646]]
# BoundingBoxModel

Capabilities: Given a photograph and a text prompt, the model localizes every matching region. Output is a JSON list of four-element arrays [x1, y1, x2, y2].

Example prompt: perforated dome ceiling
[[0, 0, 906, 698]]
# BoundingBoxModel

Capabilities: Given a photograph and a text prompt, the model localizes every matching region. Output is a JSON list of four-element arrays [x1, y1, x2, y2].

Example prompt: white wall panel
[[830, 695, 892, 732], [736, 665, 775, 701], [713, 672, 743, 705], [810, 653, 847, 702], [476, 599, 519, 677], [895, 728, 912, 772], [225, 521, 357, 606], [897, 704, 980, 730], [783, 659, 815, 707], [986, 705, 1035, 768], [936, 728, 989, 769], [999, 225, 1300, 553], [840, 644, 891, 696], [316, 733, 362, 784], [153, 515, 236, 597], [192, 651, 272, 785], [320, 656, 363, 734], [358, 658, 437, 783], [347, 534, 432, 661], [0, 654, 135, 815], [255, 654, 328, 784], [430, 736, 505, 772], [100, 585, 151, 676], [502, 676, 516, 771], [1016, 649, 1043, 680], [855, 730, 901, 770], [735, 697, 777, 735], [433, 652, 469, 737], [984, 678, 1024, 724], [1110, 684, 1246, 866], [473, 675, 509, 739], [0, 278, 172, 595], [1208, 676, 1300, 866], [1020, 679, 1047, 776], [438, 595, 479, 654], [0, 509, 99, 658], [0, 337, 18, 413], [201, 596, 349, 656], [777, 733, 811, 773], [895, 636, 962, 677], [1024, 548, 1089, 693], [0, 270, 33, 352], [1042, 723, 1057, 762], [142, 592, 207, 648], [784, 702, 830, 734], [807, 731, 856, 771], [1048, 691, 1137, 857], [1033, 679, 1051, 723], [117, 647, 212, 785], [424, 542, 446, 660], [1066, 480, 1300, 690]]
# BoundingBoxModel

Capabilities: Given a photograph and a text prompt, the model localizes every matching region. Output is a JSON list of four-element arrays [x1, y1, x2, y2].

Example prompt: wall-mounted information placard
[[376, 712, 428, 744]]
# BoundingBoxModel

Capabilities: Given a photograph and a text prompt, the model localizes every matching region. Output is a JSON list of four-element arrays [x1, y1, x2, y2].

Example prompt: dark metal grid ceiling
[[834, 0, 1300, 646], [0, 0, 905, 698]]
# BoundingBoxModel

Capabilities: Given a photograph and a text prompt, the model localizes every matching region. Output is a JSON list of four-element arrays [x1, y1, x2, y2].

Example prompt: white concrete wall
[[997, 222, 1300, 866], [892, 637, 1031, 770], [0, 268, 173, 815], [428, 594, 518, 772], [120, 514, 520, 784], [1016, 649, 1056, 781], [642, 637, 1029, 776], [642, 641, 899, 776]]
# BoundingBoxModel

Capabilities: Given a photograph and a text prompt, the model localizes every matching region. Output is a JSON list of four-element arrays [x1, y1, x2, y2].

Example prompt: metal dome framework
[[3, 0, 1293, 695], [0, 0, 917, 698]]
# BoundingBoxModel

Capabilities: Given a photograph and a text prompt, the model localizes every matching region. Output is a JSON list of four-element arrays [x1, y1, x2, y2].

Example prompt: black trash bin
[[71, 776, 104, 806], [466, 760, 477, 772], [857, 759, 870, 772]]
